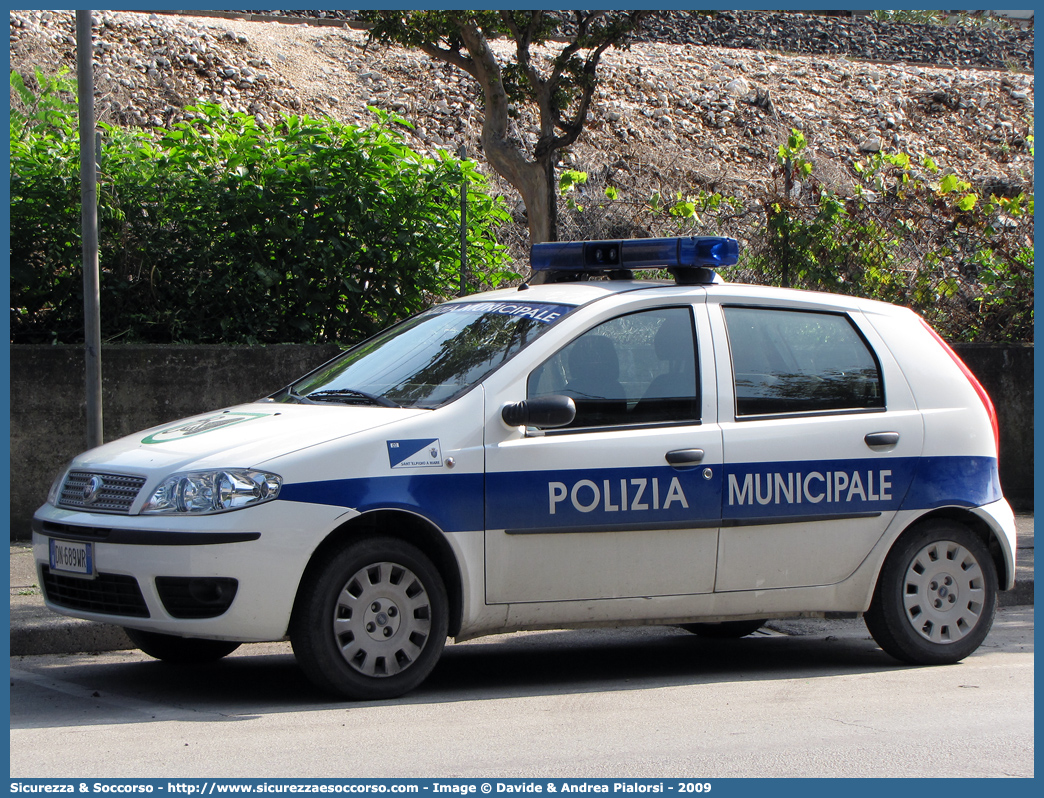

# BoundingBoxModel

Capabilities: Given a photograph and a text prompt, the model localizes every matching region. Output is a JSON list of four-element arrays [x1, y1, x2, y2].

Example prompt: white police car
[[34, 236, 1016, 700]]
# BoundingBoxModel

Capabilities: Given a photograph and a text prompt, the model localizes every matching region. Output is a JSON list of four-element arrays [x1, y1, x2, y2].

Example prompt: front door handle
[[666, 448, 705, 467], [865, 431, 900, 448]]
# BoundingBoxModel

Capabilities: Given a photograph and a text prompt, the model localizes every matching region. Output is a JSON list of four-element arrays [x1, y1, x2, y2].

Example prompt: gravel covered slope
[[10, 9, 1034, 204], [251, 9, 1035, 72]]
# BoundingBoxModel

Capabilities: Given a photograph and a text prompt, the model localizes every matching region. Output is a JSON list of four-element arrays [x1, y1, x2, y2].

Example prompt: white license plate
[[49, 538, 95, 578]]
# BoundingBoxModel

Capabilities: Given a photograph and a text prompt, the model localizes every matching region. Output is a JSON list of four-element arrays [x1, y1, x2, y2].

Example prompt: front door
[[483, 304, 723, 604]]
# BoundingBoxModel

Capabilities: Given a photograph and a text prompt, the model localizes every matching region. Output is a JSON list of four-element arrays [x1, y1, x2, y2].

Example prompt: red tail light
[[919, 318, 1000, 456]]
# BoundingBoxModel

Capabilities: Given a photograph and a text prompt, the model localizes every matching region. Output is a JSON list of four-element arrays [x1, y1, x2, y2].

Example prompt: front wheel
[[865, 520, 998, 665], [123, 628, 241, 663], [290, 537, 449, 700]]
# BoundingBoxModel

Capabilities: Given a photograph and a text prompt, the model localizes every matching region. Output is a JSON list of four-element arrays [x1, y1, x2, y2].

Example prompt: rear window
[[723, 306, 884, 417]]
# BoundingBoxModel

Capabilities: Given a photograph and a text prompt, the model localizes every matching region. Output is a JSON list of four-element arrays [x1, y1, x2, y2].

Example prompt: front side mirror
[[501, 395, 576, 429]]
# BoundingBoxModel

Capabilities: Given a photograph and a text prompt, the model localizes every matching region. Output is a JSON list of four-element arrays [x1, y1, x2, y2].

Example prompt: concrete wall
[[10, 344, 341, 540], [952, 343, 1034, 508], [9, 342, 1033, 540]]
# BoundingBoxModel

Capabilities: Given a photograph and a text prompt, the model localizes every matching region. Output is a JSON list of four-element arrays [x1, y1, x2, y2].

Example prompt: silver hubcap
[[332, 561, 431, 678], [903, 540, 985, 645]]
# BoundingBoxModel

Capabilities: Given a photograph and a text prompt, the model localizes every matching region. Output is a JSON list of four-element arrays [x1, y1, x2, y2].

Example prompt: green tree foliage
[[10, 71, 513, 345], [362, 10, 651, 244]]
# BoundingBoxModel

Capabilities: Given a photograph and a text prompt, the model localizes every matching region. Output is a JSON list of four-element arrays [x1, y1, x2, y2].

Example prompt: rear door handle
[[666, 448, 705, 467], [865, 432, 900, 448]]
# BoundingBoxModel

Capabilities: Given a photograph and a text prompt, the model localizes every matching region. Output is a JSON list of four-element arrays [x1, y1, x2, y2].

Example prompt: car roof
[[443, 279, 668, 308], [449, 278, 903, 318]]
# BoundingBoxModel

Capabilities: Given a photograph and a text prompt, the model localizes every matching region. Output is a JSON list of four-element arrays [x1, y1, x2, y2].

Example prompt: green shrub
[[745, 132, 1033, 343], [10, 71, 513, 344]]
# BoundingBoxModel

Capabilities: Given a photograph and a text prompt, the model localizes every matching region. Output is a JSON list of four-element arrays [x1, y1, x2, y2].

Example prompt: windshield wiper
[[278, 389, 317, 405], [304, 389, 401, 408]]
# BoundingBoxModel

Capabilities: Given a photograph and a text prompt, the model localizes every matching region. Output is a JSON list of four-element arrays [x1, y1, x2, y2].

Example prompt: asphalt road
[[10, 607, 1034, 779]]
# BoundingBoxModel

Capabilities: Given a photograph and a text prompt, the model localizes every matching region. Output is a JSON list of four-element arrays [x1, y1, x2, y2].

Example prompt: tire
[[290, 537, 449, 701], [865, 519, 998, 665], [123, 628, 240, 664], [680, 619, 767, 638]]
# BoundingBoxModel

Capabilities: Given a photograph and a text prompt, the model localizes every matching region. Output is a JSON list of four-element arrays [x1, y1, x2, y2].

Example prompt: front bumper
[[32, 500, 353, 641]]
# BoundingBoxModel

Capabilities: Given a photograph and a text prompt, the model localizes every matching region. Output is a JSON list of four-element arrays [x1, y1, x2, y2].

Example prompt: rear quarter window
[[723, 306, 884, 417]]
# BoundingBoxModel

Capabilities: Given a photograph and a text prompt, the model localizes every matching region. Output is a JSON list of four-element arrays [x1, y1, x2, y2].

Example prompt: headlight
[[141, 469, 282, 515], [47, 466, 70, 506]]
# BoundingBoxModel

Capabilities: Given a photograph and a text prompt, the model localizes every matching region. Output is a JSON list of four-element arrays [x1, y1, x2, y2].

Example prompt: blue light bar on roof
[[530, 236, 740, 273]]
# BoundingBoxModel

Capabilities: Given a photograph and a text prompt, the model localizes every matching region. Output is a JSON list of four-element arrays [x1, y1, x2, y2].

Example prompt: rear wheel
[[123, 628, 240, 663], [865, 519, 998, 665], [290, 537, 448, 700], [681, 619, 767, 638]]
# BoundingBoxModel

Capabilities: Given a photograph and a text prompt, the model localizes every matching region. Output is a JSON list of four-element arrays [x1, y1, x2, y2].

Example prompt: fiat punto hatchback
[[34, 236, 1016, 699]]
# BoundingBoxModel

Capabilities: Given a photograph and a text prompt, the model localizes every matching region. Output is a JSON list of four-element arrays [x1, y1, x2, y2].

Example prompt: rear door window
[[723, 306, 884, 417]]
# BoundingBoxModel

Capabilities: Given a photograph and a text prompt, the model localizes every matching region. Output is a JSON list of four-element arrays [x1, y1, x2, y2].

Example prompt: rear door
[[711, 300, 925, 592]]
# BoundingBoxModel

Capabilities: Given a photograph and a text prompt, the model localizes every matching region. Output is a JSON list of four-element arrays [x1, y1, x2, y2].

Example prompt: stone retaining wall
[[10, 344, 341, 540], [951, 343, 1034, 506], [8, 342, 1033, 540]]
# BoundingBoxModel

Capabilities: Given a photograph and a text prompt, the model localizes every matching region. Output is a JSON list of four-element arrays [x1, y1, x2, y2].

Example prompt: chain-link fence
[[489, 179, 1033, 344]]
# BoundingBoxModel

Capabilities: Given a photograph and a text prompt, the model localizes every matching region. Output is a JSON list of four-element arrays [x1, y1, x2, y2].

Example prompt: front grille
[[41, 566, 150, 618], [58, 471, 147, 514]]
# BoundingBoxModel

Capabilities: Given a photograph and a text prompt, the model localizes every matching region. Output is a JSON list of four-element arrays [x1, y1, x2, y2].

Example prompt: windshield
[[279, 300, 574, 409]]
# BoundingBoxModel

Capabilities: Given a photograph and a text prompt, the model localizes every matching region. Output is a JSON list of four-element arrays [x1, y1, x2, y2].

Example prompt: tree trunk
[[453, 21, 559, 248], [500, 154, 557, 245]]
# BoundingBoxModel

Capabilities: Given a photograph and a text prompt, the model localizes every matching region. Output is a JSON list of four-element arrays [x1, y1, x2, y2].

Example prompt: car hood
[[70, 403, 429, 476]]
